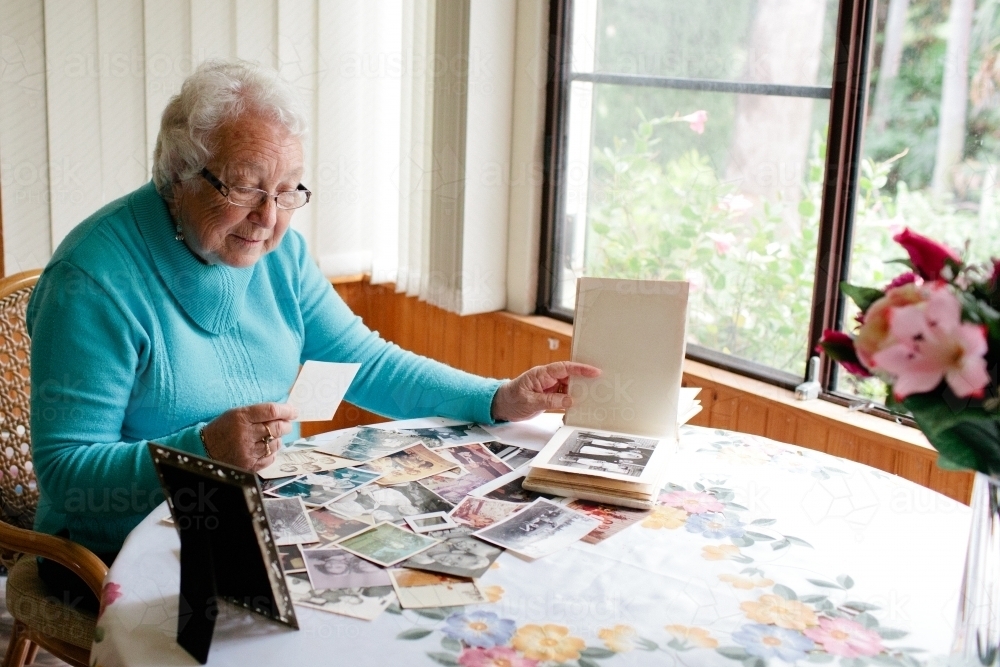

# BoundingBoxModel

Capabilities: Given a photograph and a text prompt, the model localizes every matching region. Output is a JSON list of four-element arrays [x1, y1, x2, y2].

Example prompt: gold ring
[[262, 423, 275, 445]]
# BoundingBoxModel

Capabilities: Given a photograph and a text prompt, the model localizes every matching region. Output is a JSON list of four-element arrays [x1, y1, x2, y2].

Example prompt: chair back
[[0, 271, 41, 529]]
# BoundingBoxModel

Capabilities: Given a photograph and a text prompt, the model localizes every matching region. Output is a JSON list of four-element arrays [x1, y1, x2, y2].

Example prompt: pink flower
[[682, 110, 708, 134], [817, 330, 871, 378], [885, 272, 920, 290], [718, 193, 753, 215], [458, 646, 538, 667], [706, 232, 735, 254], [893, 228, 961, 281], [870, 283, 989, 399], [804, 617, 884, 658], [659, 490, 724, 514], [98, 582, 123, 619]]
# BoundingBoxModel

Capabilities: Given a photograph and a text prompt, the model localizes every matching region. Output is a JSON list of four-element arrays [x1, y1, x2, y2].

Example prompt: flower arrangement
[[818, 228, 1000, 476]]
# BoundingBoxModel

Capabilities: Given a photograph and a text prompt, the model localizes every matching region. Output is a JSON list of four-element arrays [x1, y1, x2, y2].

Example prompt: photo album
[[523, 277, 696, 509]]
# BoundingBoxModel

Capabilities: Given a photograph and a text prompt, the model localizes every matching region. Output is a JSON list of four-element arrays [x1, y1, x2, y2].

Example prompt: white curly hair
[[151, 59, 308, 199]]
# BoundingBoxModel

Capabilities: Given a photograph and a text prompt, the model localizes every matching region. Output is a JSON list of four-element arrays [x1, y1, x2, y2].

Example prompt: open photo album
[[524, 277, 694, 509]]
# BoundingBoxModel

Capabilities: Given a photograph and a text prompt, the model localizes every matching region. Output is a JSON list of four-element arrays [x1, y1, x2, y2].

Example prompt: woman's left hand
[[490, 361, 601, 422]]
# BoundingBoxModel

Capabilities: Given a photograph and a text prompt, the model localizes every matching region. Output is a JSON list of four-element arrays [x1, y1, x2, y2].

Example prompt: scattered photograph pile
[[259, 418, 652, 621]]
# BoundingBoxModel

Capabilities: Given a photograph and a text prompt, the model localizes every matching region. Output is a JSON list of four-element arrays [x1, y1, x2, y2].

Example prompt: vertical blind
[[0, 0, 533, 316]]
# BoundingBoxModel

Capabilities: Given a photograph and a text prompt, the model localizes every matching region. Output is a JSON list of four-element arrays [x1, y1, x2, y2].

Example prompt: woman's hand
[[491, 361, 601, 422], [201, 402, 298, 471]]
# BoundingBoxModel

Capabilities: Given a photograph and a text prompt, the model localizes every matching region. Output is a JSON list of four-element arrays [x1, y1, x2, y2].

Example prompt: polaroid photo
[[449, 496, 523, 529], [393, 423, 496, 449], [302, 547, 392, 589], [325, 481, 454, 524], [404, 511, 458, 534], [263, 497, 320, 546], [400, 526, 503, 579], [484, 442, 536, 469], [337, 522, 441, 567], [530, 426, 668, 484], [473, 498, 600, 559], [362, 444, 458, 486], [419, 444, 513, 504], [266, 468, 382, 507], [285, 572, 395, 621], [565, 500, 652, 545], [471, 469, 547, 504], [257, 445, 357, 480], [315, 427, 427, 462], [309, 508, 373, 545], [388, 569, 487, 609], [278, 544, 307, 574]]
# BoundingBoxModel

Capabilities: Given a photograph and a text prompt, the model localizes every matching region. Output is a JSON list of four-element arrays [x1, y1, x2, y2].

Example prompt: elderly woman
[[28, 59, 597, 606]]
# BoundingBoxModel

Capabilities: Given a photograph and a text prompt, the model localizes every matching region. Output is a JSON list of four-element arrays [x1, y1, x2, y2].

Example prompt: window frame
[[537, 0, 878, 399]]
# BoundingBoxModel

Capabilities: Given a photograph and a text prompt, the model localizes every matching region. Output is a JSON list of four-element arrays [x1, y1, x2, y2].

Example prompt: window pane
[[592, 0, 839, 85], [555, 0, 838, 377], [839, 0, 1000, 400]]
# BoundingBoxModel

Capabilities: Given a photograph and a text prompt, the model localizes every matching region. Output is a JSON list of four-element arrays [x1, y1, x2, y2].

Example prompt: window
[[539, 0, 1000, 400]]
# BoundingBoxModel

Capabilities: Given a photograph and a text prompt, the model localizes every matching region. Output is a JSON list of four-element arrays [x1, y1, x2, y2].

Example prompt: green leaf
[[636, 637, 659, 651], [785, 535, 814, 548], [578, 658, 602, 667], [742, 658, 766, 667], [717, 646, 751, 660], [773, 584, 797, 600], [798, 200, 816, 217], [385, 602, 403, 615], [441, 636, 463, 652], [416, 608, 452, 620], [744, 531, 775, 541], [580, 647, 616, 659], [808, 652, 836, 662], [771, 538, 790, 550], [854, 611, 878, 628], [876, 627, 908, 640], [731, 536, 755, 547], [592, 222, 610, 235], [840, 282, 885, 313], [427, 652, 460, 666], [750, 518, 777, 526], [843, 601, 881, 612], [800, 594, 828, 603], [837, 574, 855, 590], [398, 628, 433, 640], [807, 578, 843, 589]]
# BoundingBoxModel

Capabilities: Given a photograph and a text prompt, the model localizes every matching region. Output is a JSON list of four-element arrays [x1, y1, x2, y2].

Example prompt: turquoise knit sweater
[[27, 181, 502, 554]]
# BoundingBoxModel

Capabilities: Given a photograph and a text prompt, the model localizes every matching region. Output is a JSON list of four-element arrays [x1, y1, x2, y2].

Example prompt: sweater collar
[[130, 181, 255, 335]]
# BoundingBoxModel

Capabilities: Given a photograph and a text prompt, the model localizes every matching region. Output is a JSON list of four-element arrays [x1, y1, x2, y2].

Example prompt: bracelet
[[198, 424, 215, 459]]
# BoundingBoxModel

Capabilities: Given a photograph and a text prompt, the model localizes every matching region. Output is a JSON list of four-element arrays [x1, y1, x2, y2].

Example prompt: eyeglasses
[[199, 168, 311, 210]]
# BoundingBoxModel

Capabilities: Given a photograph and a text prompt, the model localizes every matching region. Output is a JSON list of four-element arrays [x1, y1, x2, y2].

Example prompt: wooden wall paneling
[[708, 386, 741, 431], [683, 380, 714, 428], [442, 311, 463, 368], [927, 466, 974, 503], [494, 317, 516, 379], [793, 416, 830, 454], [512, 324, 534, 377], [764, 407, 798, 446], [855, 437, 896, 474], [893, 454, 932, 489], [736, 398, 769, 437], [426, 302, 444, 361], [530, 330, 553, 367], [475, 315, 497, 377], [395, 290, 414, 350], [459, 314, 479, 373], [411, 298, 430, 356], [825, 430, 860, 462]]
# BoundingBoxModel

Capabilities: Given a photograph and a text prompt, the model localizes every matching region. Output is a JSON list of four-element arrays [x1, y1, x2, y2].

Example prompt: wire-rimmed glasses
[[199, 168, 311, 210]]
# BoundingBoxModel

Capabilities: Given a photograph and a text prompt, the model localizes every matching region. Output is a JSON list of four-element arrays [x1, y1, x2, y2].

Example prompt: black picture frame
[[148, 442, 299, 664]]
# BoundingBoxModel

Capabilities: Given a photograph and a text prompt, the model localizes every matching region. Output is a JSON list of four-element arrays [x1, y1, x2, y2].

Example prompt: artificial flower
[[665, 625, 719, 648], [740, 594, 818, 630], [598, 625, 637, 652], [681, 109, 708, 134], [511, 624, 585, 663], [642, 506, 688, 530], [457, 646, 538, 667], [718, 573, 774, 590], [893, 227, 961, 280], [853, 281, 926, 368], [701, 544, 741, 561], [886, 271, 919, 290], [443, 611, 516, 649], [685, 512, 746, 539], [732, 623, 815, 662], [804, 616, 884, 658], [659, 490, 724, 514], [817, 329, 871, 377], [870, 283, 989, 399]]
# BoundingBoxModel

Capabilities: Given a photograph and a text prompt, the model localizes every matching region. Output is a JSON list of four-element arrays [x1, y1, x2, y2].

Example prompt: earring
[[174, 224, 184, 242]]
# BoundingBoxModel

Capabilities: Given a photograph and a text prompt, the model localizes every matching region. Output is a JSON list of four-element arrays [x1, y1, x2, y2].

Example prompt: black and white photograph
[[315, 426, 426, 462], [278, 544, 307, 573], [325, 481, 454, 524], [473, 498, 601, 559], [419, 444, 513, 504], [263, 496, 319, 546], [400, 526, 503, 578], [257, 444, 354, 479], [284, 572, 395, 621], [309, 508, 372, 545], [484, 442, 536, 469], [472, 470, 547, 504], [302, 547, 392, 589], [266, 467, 382, 506], [395, 423, 495, 448], [531, 426, 666, 483]]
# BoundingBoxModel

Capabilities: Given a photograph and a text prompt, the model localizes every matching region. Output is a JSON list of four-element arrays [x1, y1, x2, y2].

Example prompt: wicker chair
[[0, 270, 108, 667]]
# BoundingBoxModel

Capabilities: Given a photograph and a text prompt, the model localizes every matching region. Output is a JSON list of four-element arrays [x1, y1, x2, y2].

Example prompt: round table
[[91, 422, 971, 666]]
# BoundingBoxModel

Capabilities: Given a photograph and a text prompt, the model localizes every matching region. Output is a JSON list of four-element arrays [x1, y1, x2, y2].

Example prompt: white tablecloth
[[90, 423, 971, 666]]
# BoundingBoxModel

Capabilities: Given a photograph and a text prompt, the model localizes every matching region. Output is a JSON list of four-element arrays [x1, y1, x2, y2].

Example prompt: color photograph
[[362, 443, 458, 485], [337, 522, 441, 567], [266, 467, 382, 507], [400, 526, 503, 578]]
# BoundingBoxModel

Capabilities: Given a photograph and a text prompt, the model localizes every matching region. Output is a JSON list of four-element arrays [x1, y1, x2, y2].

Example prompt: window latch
[[795, 356, 822, 401]]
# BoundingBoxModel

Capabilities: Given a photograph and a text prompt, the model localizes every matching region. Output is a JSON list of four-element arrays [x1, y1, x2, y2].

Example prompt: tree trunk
[[869, 0, 910, 133], [931, 0, 975, 197], [725, 0, 828, 222]]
